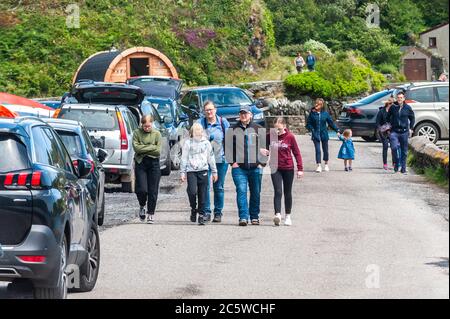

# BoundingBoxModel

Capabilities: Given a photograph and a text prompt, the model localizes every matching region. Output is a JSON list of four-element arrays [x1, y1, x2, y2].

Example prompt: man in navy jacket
[[387, 91, 415, 174]]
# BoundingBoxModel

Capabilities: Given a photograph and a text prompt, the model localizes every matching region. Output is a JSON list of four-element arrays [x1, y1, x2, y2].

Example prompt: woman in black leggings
[[261, 117, 304, 226]]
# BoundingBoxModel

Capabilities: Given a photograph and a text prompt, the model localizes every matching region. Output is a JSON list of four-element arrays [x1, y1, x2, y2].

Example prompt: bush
[[303, 39, 333, 57], [285, 72, 334, 99]]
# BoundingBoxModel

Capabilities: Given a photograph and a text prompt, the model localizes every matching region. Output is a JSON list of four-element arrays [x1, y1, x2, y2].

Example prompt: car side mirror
[[97, 148, 108, 163], [76, 159, 92, 179]]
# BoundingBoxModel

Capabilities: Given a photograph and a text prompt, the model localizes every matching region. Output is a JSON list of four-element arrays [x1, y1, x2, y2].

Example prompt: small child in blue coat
[[337, 129, 355, 171]]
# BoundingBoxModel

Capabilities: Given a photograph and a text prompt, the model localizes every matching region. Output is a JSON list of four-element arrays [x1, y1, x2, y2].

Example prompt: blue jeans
[[313, 139, 329, 164], [390, 131, 409, 172], [205, 162, 229, 217], [231, 167, 263, 221]]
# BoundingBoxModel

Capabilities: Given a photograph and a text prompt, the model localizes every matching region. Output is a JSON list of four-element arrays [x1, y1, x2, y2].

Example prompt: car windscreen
[[0, 134, 30, 172], [56, 130, 84, 158], [357, 90, 393, 104], [59, 108, 119, 131], [72, 87, 143, 105], [150, 101, 173, 120], [132, 82, 177, 99], [199, 90, 253, 107]]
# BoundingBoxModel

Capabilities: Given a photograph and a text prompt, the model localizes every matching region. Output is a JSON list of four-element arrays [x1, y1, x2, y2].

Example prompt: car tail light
[[2, 171, 43, 189], [18, 256, 46, 263], [72, 159, 78, 169], [405, 99, 417, 104], [347, 107, 362, 115], [116, 110, 128, 150], [53, 108, 61, 118]]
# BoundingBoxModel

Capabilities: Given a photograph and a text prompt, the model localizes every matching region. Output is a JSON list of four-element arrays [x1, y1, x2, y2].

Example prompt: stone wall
[[409, 136, 449, 179]]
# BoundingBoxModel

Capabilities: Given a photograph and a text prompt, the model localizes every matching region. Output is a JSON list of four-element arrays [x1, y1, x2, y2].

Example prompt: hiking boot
[[383, 164, 389, 170], [198, 215, 205, 225], [348, 167, 353, 171], [239, 219, 248, 226], [273, 213, 281, 226], [139, 206, 146, 222], [212, 214, 222, 223]]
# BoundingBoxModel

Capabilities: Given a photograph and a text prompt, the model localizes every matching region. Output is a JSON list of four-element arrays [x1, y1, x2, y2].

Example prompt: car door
[[435, 85, 449, 138], [407, 86, 436, 125]]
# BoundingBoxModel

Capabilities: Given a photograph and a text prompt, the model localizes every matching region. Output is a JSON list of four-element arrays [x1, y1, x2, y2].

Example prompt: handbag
[[379, 123, 392, 133]]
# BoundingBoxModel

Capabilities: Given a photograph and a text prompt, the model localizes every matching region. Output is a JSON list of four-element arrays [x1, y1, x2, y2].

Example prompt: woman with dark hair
[[376, 97, 395, 170], [261, 117, 303, 226], [306, 98, 340, 173]]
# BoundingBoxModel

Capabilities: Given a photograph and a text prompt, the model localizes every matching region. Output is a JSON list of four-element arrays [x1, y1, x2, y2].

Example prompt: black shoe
[[139, 206, 146, 221], [198, 215, 205, 225], [190, 210, 197, 223], [212, 214, 222, 223], [349, 167, 353, 171], [204, 214, 211, 222]]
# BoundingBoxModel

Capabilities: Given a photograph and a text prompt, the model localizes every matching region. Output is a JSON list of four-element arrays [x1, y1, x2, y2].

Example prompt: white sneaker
[[324, 165, 330, 172], [273, 213, 281, 226], [146, 214, 154, 224], [315, 165, 322, 173], [284, 215, 292, 226]]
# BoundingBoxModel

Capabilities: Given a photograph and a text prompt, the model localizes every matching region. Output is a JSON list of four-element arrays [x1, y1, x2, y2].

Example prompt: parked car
[[0, 117, 100, 298], [393, 82, 449, 143], [127, 76, 183, 100], [42, 118, 107, 226], [180, 86, 265, 128], [338, 83, 449, 143], [56, 81, 171, 192], [337, 89, 395, 142]]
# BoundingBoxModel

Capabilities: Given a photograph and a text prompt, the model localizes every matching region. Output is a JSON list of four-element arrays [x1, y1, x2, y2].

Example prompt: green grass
[[408, 153, 449, 189]]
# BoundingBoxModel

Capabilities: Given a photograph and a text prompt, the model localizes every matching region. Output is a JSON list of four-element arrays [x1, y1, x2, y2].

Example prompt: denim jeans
[[313, 139, 329, 164], [231, 167, 263, 221], [204, 162, 229, 217], [390, 131, 409, 172]]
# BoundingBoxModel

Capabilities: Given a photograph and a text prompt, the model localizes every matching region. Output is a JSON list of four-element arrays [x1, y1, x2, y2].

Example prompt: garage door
[[404, 59, 427, 81]]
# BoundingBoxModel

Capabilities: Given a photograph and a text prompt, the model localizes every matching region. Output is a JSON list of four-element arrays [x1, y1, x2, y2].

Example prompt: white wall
[[420, 24, 449, 71]]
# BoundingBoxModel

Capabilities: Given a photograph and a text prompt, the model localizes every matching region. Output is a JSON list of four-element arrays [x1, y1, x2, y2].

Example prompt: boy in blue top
[[196, 101, 230, 223], [306, 51, 316, 71], [387, 91, 415, 174]]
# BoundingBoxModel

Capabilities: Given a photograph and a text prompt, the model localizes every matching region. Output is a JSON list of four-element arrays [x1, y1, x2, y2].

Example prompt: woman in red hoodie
[[261, 117, 304, 226]]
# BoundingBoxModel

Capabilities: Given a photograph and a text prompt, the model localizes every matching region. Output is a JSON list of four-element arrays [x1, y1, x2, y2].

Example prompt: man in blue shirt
[[388, 91, 415, 174], [306, 51, 316, 71], [197, 101, 230, 223]]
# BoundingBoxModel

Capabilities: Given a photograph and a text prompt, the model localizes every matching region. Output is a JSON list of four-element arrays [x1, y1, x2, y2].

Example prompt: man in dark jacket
[[387, 91, 415, 174], [225, 105, 267, 226]]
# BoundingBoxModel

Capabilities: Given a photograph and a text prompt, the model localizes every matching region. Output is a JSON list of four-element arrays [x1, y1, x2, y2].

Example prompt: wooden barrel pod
[[73, 47, 179, 84]]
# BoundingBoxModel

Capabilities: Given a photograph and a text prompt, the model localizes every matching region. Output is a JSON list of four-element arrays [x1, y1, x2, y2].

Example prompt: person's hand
[[212, 174, 218, 183], [232, 163, 239, 168], [260, 148, 270, 156], [181, 175, 186, 183], [337, 132, 341, 138], [297, 171, 304, 179], [409, 129, 414, 137]]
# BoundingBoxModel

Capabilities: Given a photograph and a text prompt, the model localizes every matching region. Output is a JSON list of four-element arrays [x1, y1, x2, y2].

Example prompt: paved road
[[2, 136, 448, 299]]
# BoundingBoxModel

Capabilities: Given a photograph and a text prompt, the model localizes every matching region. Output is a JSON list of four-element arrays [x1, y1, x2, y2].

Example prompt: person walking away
[[306, 98, 340, 173], [180, 123, 218, 225], [226, 105, 267, 226], [260, 117, 303, 226], [197, 101, 230, 223], [132, 115, 162, 224], [294, 52, 305, 74], [387, 91, 415, 174], [306, 51, 316, 71], [376, 97, 395, 170], [337, 129, 355, 171]]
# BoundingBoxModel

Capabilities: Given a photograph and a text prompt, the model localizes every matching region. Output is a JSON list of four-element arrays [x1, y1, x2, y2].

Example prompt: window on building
[[429, 37, 437, 48]]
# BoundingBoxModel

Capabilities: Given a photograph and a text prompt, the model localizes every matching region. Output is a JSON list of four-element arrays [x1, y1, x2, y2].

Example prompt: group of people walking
[[294, 51, 316, 73], [132, 92, 414, 226]]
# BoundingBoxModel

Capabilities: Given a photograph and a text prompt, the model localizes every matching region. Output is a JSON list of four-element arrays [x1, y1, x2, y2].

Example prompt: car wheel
[[170, 142, 182, 170], [97, 193, 105, 226], [70, 224, 100, 293], [161, 153, 172, 176], [414, 122, 440, 144], [361, 135, 378, 142], [121, 169, 135, 193], [33, 236, 68, 299]]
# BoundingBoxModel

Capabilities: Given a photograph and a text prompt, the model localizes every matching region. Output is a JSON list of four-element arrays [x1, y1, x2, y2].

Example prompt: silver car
[[394, 82, 449, 143], [56, 82, 171, 192]]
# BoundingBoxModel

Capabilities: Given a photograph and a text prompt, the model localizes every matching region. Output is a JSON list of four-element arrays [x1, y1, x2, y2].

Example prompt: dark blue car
[[180, 87, 265, 127]]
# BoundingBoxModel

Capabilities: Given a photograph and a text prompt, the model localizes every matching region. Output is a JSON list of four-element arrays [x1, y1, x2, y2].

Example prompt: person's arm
[[338, 135, 345, 142], [326, 113, 340, 132], [408, 106, 415, 130], [180, 140, 190, 178], [306, 113, 313, 132], [290, 135, 303, 172]]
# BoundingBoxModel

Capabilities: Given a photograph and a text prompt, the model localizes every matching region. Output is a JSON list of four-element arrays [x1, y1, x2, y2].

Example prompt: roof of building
[[419, 22, 449, 36]]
